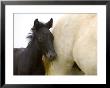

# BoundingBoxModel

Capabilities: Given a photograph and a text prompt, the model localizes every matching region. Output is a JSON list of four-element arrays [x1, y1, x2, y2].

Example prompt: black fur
[[14, 18, 56, 75]]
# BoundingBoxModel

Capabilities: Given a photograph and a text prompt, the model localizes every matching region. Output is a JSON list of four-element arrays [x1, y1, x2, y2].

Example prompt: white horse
[[43, 14, 97, 75]]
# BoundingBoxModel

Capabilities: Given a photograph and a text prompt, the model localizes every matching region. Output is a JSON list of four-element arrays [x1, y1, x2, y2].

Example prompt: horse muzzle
[[46, 51, 57, 61]]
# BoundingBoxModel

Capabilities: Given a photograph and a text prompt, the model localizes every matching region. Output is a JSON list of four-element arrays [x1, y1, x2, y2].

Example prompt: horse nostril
[[46, 51, 57, 61], [50, 54, 54, 58], [50, 55, 53, 58], [51, 53, 57, 59]]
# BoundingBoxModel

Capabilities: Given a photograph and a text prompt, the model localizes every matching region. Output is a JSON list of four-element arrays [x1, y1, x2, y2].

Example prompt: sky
[[14, 14, 64, 48]]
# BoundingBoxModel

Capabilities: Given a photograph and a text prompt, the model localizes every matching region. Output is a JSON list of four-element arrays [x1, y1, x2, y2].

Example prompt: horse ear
[[34, 19, 39, 29], [46, 18, 53, 29]]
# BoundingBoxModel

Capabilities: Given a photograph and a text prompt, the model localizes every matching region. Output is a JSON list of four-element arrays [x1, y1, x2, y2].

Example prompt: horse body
[[14, 18, 56, 75], [44, 14, 97, 75], [14, 46, 44, 75]]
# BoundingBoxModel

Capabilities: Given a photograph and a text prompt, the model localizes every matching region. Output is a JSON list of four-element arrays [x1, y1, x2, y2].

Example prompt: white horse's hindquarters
[[73, 36, 97, 75], [73, 15, 97, 75]]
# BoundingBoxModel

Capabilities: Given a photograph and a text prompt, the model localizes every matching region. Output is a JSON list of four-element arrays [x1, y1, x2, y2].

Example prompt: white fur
[[44, 14, 97, 75]]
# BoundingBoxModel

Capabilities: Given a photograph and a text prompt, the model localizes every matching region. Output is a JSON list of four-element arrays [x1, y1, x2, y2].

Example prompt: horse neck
[[26, 40, 43, 64]]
